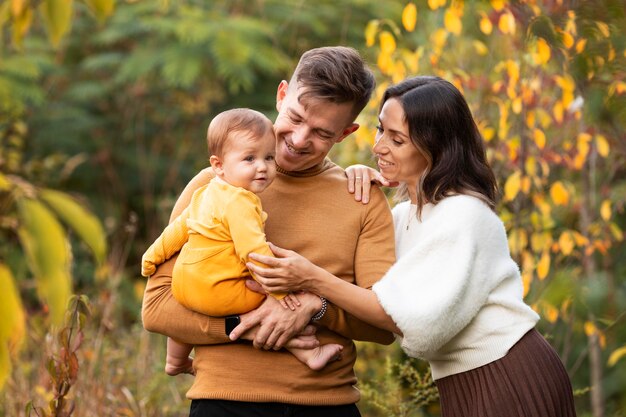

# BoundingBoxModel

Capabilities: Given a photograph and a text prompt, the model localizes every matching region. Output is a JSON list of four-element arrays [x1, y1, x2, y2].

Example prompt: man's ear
[[276, 80, 289, 112], [336, 123, 360, 143], [209, 155, 223, 175]]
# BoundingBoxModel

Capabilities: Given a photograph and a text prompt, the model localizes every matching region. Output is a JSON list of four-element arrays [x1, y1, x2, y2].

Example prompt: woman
[[244, 76, 577, 416]]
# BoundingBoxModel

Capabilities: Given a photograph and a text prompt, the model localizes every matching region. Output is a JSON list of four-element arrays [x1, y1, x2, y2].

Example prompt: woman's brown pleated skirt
[[435, 329, 577, 417]]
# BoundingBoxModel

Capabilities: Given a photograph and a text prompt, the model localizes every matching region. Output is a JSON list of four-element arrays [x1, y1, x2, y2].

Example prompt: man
[[142, 46, 396, 417]]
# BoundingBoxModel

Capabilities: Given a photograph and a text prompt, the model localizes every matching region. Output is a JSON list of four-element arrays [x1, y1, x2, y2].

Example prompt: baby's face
[[218, 130, 277, 194]]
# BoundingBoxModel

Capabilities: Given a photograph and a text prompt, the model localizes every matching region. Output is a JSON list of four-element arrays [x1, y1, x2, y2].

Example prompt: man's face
[[273, 81, 359, 172]]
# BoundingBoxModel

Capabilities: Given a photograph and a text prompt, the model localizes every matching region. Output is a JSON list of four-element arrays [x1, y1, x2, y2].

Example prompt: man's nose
[[291, 125, 311, 148]]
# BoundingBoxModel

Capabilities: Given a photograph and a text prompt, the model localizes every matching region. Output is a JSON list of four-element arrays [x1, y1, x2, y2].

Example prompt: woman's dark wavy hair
[[381, 76, 498, 215]]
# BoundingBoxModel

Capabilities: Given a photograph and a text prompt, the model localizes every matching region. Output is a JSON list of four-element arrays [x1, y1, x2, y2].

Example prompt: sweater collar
[[276, 158, 331, 178]]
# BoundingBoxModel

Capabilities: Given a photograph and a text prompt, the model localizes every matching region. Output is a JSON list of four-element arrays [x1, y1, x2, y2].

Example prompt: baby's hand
[[279, 292, 302, 311]]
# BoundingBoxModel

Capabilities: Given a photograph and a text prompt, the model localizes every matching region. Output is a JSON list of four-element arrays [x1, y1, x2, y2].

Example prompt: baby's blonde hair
[[207, 108, 274, 158]]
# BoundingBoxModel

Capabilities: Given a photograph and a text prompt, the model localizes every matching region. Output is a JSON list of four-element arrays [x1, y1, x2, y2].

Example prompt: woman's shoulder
[[432, 194, 500, 229]]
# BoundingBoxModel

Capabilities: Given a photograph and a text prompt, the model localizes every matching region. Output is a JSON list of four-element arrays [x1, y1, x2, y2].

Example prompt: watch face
[[225, 315, 241, 336]]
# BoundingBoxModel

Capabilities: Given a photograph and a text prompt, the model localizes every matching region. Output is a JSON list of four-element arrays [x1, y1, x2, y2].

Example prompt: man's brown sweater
[[142, 159, 396, 405]]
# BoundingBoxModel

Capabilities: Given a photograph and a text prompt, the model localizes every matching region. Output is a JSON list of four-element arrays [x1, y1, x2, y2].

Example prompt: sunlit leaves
[[0, 264, 25, 390], [533, 38, 551, 65], [608, 345, 626, 367], [595, 134, 609, 157], [365, 20, 379, 46], [40, 189, 108, 265], [427, 0, 446, 10], [549, 181, 570, 206], [17, 197, 72, 325], [379, 31, 396, 54], [402, 3, 417, 32], [479, 12, 492, 35], [39, 0, 73, 47], [504, 170, 521, 201], [536, 250, 550, 280], [600, 200, 611, 222], [498, 10, 516, 34], [443, 6, 462, 36]]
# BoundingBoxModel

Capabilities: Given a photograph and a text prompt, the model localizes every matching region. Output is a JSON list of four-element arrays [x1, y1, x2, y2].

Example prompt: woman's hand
[[247, 243, 322, 293], [345, 164, 398, 204]]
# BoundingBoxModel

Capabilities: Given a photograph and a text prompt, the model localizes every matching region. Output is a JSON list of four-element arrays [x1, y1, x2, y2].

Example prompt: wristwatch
[[225, 315, 241, 336]]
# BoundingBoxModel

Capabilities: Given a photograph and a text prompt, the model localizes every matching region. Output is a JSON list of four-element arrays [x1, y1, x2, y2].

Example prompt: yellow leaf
[[379, 31, 396, 54], [536, 251, 550, 280], [365, 20, 379, 47], [39, 0, 74, 48], [608, 345, 626, 367], [553, 101, 564, 123], [558, 231, 575, 256], [596, 21, 610, 37], [531, 232, 552, 252], [544, 303, 559, 323], [473, 40, 488, 56], [377, 51, 393, 75], [534, 38, 551, 65], [508, 228, 528, 255], [482, 126, 495, 141], [561, 31, 574, 48], [504, 171, 521, 201], [479, 12, 492, 35], [584, 321, 597, 336], [84, 0, 114, 23], [608, 46, 615, 61], [498, 11, 515, 34], [444, 8, 462, 35], [525, 156, 537, 177], [428, 0, 446, 10], [17, 198, 72, 325], [490, 0, 505, 11], [533, 128, 546, 149], [550, 181, 569, 206], [402, 3, 418, 32], [595, 134, 609, 157], [0, 264, 26, 390], [575, 38, 587, 53], [600, 200, 612, 221], [431, 28, 448, 49], [11, 4, 32, 46], [11, 0, 26, 17], [610, 223, 624, 241], [40, 189, 108, 264]]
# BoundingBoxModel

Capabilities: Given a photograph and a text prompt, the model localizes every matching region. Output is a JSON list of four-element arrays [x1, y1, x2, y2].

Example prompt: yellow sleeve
[[141, 207, 190, 277], [224, 190, 286, 300]]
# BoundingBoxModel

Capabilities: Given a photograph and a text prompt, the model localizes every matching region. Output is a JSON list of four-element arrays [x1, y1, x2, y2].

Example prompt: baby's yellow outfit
[[141, 180, 284, 316]]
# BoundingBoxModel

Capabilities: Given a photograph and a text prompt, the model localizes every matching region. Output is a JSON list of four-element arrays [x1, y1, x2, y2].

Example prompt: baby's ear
[[209, 155, 223, 174]]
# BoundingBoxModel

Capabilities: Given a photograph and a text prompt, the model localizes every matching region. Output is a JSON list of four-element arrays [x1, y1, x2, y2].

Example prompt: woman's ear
[[209, 155, 223, 176]]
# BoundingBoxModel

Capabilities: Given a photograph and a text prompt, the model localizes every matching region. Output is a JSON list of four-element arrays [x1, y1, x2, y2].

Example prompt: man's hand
[[229, 292, 322, 350]]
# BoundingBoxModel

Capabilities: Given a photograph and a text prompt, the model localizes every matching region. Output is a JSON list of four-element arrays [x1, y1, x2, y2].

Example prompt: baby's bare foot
[[306, 344, 343, 371]]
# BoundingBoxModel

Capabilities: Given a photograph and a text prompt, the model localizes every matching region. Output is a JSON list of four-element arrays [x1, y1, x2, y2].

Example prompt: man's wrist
[[310, 296, 327, 322]]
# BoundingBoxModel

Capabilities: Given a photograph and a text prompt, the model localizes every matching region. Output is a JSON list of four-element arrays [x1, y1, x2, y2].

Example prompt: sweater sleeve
[[373, 196, 519, 357], [141, 206, 190, 277], [141, 169, 230, 345], [317, 186, 396, 344], [224, 190, 286, 300]]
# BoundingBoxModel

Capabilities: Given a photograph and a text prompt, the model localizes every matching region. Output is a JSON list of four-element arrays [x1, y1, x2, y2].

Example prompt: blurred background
[[1, 0, 625, 416]]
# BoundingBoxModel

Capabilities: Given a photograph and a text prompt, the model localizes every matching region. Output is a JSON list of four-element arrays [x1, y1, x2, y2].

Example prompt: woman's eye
[[375, 125, 383, 133]]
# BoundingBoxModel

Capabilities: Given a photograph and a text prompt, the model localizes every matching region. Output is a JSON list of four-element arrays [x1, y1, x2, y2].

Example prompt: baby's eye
[[244, 155, 255, 162], [266, 155, 275, 161]]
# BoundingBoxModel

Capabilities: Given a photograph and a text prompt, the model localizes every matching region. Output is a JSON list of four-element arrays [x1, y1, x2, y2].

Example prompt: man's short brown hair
[[207, 108, 274, 158], [291, 46, 375, 120]]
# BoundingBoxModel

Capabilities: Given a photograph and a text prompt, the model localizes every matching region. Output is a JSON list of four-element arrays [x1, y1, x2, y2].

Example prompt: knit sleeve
[[317, 185, 396, 344], [224, 190, 286, 300], [141, 206, 191, 277], [373, 196, 519, 357]]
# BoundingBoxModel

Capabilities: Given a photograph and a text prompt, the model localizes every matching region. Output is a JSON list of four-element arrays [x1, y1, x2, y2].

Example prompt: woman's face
[[373, 98, 427, 199]]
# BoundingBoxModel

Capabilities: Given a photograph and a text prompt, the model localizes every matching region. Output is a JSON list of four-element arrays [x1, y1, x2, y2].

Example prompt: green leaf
[[0, 263, 25, 391], [40, 189, 107, 264], [17, 197, 72, 325]]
